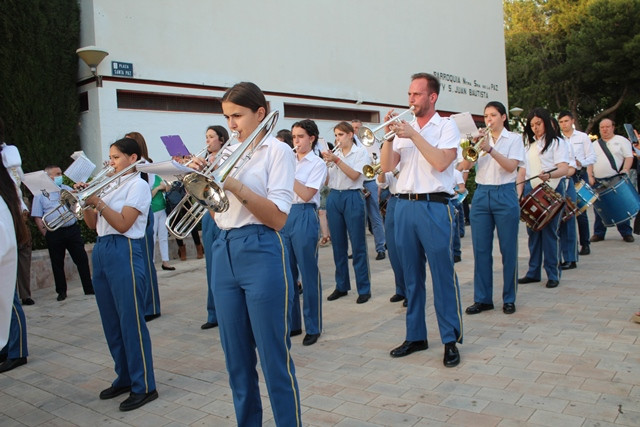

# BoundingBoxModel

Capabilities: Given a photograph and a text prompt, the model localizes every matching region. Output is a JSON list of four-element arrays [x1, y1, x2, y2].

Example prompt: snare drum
[[574, 180, 598, 214], [519, 183, 565, 231], [561, 197, 579, 222], [593, 174, 640, 226]]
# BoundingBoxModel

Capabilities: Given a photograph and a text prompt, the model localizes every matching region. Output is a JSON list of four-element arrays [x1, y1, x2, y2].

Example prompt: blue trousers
[[363, 179, 386, 252], [524, 180, 565, 282], [451, 199, 462, 258], [572, 171, 591, 247], [394, 198, 463, 344], [143, 210, 161, 317], [470, 184, 519, 305], [560, 180, 578, 263], [457, 201, 465, 237], [283, 204, 322, 335], [202, 213, 220, 324], [211, 225, 301, 427], [385, 196, 405, 298], [326, 189, 371, 295], [93, 235, 156, 394], [0, 291, 28, 359]]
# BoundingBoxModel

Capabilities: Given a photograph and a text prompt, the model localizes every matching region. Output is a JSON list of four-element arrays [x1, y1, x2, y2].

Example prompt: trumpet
[[362, 153, 381, 178], [42, 161, 143, 231], [462, 128, 492, 162], [326, 142, 341, 168], [357, 106, 416, 147]]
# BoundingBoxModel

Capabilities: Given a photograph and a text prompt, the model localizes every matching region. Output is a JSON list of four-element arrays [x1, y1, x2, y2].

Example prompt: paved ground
[[1, 210, 639, 426]]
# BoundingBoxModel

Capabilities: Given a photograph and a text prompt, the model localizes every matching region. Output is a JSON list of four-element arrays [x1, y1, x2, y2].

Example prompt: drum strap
[[597, 139, 622, 173]]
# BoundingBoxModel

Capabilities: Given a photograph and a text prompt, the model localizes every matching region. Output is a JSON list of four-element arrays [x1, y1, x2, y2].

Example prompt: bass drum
[[520, 183, 565, 232], [593, 174, 640, 226]]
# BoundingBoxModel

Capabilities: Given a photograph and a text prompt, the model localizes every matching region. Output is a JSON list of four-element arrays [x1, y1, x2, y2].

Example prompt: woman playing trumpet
[[460, 101, 525, 316], [322, 121, 372, 304]]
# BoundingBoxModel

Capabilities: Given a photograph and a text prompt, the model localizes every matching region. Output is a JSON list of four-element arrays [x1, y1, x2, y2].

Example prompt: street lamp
[[76, 46, 109, 87], [509, 107, 524, 132], [636, 101, 640, 111]]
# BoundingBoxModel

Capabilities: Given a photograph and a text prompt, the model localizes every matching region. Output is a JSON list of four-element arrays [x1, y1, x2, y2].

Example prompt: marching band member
[[462, 101, 525, 316], [380, 73, 463, 367], [83, 138, 158, 411], [377, 168, 406, 306], [518, 108, 569, 289], [125, 132, 161, 321], [283, 119, 327, 346], [199, 125, 229, 330], [209, 82, 300, 426], [322, 122, 372, 304]]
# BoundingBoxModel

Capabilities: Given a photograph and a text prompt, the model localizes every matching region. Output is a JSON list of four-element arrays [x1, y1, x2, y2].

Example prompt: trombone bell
[[182, 172, 228, 213]]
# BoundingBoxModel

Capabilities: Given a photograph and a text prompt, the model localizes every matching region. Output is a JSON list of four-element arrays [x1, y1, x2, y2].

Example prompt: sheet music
[[64, 155, 96, 183], [136, 160, 197, 182], [22, 171, 60, 197], [450, 112, 480, 137]]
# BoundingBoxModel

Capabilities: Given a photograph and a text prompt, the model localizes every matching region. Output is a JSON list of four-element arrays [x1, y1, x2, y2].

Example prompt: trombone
[[357, 106, 416, 147], [166, 111, 279, 238], [42, 161, 143, 231], [462, 127, 492, 162]]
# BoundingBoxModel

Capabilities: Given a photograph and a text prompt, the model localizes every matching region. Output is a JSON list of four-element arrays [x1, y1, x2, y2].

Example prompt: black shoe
[[303, 333, 320, 346], [503, 303, 516, 314], [579, 245, 590, 255], [403, 299, 408, 307], [161, 264, 176, 271], [623, 235, 635, 243], [84, 289, 95, 295], [290, 329, 302, 337], [119, 390, 158, 412], [0, 354, 6, 363], [0, 357, 27, 373], [546, 280, 559, 288], [356, 294, 371, 304], [390, 340, 428, 358], [453, 255, 461, 263], [443, 342, 460, 367], [465, 302, 494, 315], [201, 322, 218, 330], [590, 234, 604, 242], [389, 294, 405, 303], [144, 313, 161, 322], [327, 289, 348, 301], [376, 251, 386, 260], [518, 276, 540, 284], [21, 298, 34, 305], [99, 385, 132, 400], [560, 261, 577, 270], [56, 293, 66, 301]]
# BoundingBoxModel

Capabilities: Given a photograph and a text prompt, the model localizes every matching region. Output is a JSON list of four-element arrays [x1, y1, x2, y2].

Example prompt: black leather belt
[[396, 192, 450, 204]]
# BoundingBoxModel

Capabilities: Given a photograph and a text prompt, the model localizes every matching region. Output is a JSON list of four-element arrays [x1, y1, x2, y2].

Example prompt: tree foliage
[[505, 0, 640, 133], [0, 0, 81, 172]]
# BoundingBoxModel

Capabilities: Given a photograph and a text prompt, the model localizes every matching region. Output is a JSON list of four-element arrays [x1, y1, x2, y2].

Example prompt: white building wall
[[78, 0, 507, 165]]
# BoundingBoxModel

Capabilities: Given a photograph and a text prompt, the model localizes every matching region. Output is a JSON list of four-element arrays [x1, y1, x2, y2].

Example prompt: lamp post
[[76, 46, 109, 87], [636, 101, 640, 111], [509, 107, 524, 132]]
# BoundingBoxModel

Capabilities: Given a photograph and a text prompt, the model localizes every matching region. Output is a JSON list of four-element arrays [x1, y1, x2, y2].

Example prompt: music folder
[[450, 112, 480, 137], [22, 171, 60, 197]]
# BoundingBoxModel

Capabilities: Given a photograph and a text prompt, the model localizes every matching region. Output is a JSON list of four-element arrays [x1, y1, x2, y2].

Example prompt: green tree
[[505, 0, 640, 133], [0, 0, 81, 172]]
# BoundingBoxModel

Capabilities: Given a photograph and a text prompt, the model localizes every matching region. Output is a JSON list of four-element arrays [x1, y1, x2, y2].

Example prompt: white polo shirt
[[393, 113, 459, 195], [475, 128, 525, 185], [215, 136, 295, 230], [593, 135, 633, 179], [563, 130, 596, 168], [97, 173, 151, 239], [326, 143, 368, 190], [293, 151, 327, 207]]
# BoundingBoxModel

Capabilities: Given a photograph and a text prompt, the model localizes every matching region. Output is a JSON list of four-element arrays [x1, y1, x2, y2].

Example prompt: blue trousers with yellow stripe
[[211, 224, 301, 427], [470, 183, 520, 305], [326, 189, 371, 295], [560, 179, 578, 263], [524, 179, 566, 282], [143, 210, 161, 317], [93, 235, 156, 394], [0, 291, 28, 359], [394, 198, 463, 344], [202, 213, 220, 324], [283, 203, 322, 335], [384, 195, 405, 298]]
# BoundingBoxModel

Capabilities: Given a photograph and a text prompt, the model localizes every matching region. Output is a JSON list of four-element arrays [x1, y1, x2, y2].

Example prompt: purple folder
[[161, 135, 191, 157]]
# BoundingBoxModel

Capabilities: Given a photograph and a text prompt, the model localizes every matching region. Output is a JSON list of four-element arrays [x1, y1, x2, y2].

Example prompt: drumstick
[[516, 167, 559, 185]]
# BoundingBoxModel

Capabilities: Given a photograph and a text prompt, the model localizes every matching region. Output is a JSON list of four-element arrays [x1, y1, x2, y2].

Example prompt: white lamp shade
[[76, 46, 109, 68]]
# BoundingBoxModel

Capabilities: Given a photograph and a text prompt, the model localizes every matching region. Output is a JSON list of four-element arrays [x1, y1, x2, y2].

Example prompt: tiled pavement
[[1, 211, 639, 426]]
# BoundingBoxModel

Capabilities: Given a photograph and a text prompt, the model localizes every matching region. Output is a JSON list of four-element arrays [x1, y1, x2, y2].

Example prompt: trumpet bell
[[358, 127, 376, 147], [463, 147, 479, 162], [363, 163, 381, 179], [182, 172, 229, 213]]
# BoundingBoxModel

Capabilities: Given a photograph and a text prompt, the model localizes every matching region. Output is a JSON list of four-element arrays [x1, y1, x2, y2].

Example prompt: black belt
[[396, 192, 450, 204]]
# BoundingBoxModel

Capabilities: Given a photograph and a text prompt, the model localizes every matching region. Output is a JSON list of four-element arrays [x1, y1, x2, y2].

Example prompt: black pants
[[45, 223, 93, 294]]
